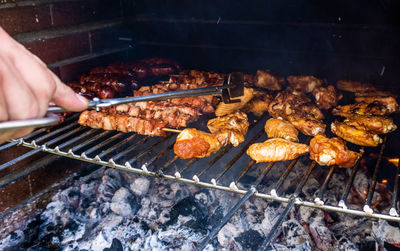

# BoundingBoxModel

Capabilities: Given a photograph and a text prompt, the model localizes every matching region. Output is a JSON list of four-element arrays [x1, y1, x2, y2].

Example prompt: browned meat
[[343, 115, 397, 134], [331, 121, 382, 147], [332, 102, 394, 117], [264, 118, 298, 142], [67, 82, 115, 99], [336, 80, 376, 93], [287, 75, 325, 93], [174, 128, 221, 159], [312, 85, 343, 110], [241, 89, 273, 116], [207, 112, 249, 146], [255, 70, 284, 90], [309, 134, 361, 168], [354, 95, 398, 113], [80, 73, 138, 94]]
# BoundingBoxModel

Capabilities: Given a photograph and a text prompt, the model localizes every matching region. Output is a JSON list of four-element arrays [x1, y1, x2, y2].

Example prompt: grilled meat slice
[[331, 121, 382, 147], [174, 128, 221, 159], [309, 134, 361, 168], [241, 89, 273, 116], [80, 73, 138, 94], [343, 115, 397, 134], [89, 66, 135, 76], [287, 75, 325, 93], [312, 85, 343, 110], [255, 70, 284, 90], [336, 80, 376, 93], [332, 102, 394, 117], [247, 138, 309, 163], [354, 96, 398, 113], [287, 115, 326, 136], [207, 112, 249, 146], [215, 87, 254, 116], [264, 118, 299, 142], [78, 110, 168, 136], [67, 82, 115, 99]]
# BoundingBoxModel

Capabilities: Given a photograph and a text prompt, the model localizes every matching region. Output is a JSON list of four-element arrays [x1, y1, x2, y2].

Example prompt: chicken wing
[[215, 87, 254, 116], [174, 128, 221, 159], [207, 112, 249, 146], [336, 80, 376, 93], [354, 96, 398, 113], [343, 115, 397, 134], [310, 135, 361, 168], [332, 102, 393, 117], [264, 118, 299, 142], [287, 115, 326, 136], [331, 121, 382, 147], [241, 89, 273, 116], [287, 75, 325, 93], [255, 70, 284, 91], [247, 138, 309, 163], [312, 85, 343, 110]]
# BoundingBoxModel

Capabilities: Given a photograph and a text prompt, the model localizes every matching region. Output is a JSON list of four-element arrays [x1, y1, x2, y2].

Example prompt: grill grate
[[1, 114, 399, 249]]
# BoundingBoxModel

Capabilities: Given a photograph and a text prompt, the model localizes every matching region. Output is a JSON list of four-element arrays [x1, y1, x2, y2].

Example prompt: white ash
[[0, 163, 398, 250]]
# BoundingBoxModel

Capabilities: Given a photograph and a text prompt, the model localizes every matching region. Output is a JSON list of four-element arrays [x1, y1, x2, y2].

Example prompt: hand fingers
[[51, 75, 89, 111]]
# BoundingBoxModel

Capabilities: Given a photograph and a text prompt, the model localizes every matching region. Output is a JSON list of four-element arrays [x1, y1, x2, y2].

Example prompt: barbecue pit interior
[[1, 0, 400, 250]]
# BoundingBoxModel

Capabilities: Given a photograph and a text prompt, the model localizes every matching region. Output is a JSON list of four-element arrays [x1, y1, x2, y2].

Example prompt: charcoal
[[103, 238, 123, 251], [166, 196, 208, 231], [110, 188, 141, 217], [129, 177, 150, 196], [281, 218, 312, 250], [234, 229, 263, 251]]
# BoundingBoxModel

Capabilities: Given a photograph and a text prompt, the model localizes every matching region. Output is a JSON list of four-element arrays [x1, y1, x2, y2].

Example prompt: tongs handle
[[0, 113, 60, 132]]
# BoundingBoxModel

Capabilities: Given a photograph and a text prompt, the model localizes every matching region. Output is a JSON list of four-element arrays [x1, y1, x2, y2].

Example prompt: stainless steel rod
[[270, 158, 298, 195], [196, 187, 257, 251], [0, 128, 47, 152], [70, 131, 114, 152], [391, 161, 400, 215], [82, 132, 124, 156], [253, 162, 276, 186], [338, 157, 362, 207], [259, 161, 317, 250], [317, 165, 336, 201], [366, 136, 387, 206]]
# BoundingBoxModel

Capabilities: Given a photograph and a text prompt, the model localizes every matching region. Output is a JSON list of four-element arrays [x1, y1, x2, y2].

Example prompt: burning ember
[[0, 161, 399, 250]]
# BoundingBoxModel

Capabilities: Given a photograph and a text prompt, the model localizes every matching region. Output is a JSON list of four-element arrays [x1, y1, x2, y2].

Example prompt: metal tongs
[[0, 72, 244, 131]]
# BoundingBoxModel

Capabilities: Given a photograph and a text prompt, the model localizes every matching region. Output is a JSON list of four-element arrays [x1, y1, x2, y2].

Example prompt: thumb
[[52, 77, 89, 111]]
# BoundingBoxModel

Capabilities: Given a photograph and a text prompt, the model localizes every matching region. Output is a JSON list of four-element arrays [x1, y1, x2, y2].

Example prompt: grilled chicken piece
[[354, 96, 398, 113], [287, 75, 325, 93], [207, 112, 249, 146], [310, 135, 361, 168], [355, 90, 397, 98], [336, 80, 376, 93], [215, 87, 254, 116], [312, 85, 343, 110], [255, 70, 284, 90], [343, 115, 397, 134], [331, 121, 382, 147], [287, 115, 326, 136], [174, 128, 221, 159], [241, 89, 273, 116], [332, 102, 394, 117], [247, 138, 309, 163], [78, 110, 168, 136], [264, 118, 299, 142]]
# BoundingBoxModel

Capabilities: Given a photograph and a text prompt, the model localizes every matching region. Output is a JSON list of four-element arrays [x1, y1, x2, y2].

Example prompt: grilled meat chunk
[[331, 121, 382, 147], [310, 135, 361, 168], [207, 112, 249, 147], [215, 87, 254, 116], [80, 73, 138, 94], [287, 115, 326, 136], [241, 89, 273, 116], [336, 80, 376, 93], [354, 95, 398, 113], [174, 128, 221, 159], [312, 85, 343, 110], [78, 110, 168, 136], [247, 138, 309, 163], [255, 70, 284, 90], [264, 118, 299, 142], [343, 115, 397, 134], [287, 75, 325, 93], [332, 102, 394, 117]]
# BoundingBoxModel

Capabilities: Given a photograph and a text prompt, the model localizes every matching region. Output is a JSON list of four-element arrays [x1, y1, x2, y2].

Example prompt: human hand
[[0, 27, 88, 143]]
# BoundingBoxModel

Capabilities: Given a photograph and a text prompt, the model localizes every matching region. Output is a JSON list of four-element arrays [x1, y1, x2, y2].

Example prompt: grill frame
[[1, 114, 398, 223]]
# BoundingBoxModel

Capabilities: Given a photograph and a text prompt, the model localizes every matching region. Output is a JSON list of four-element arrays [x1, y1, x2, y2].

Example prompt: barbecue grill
[[1, 0, 400, 250]]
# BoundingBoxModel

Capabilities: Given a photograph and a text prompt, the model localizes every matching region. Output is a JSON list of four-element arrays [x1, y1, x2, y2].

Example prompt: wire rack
[[1, 113, 399, 250]]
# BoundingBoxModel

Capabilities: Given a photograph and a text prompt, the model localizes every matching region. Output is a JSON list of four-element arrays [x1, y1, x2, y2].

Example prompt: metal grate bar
[[196, 187, 257, 251], [148, 142, 175, 172], [70, 131, 113, 152], [207, 145, 233, 166], [109, 136, 150, 162], [57, 129, 98, 150], [215, 128, 265, 182], [0, 126, 85, 172], [338, 157, 362, 208], [101, 134, 138, 160], [81, 132, 124, 156], [253, 162, 276, 186], [127, 136, 173, 164], [364, 136, 387, 213], [161, 156, 179, 172], [235, 160, 256, 184], [259, 161, 317, 250], [315, 165, 336, 204], [32, 123, 79, 144], [0, 128, 47, 152], [270, 159, 299, 197], [390, 161, 400, 216]]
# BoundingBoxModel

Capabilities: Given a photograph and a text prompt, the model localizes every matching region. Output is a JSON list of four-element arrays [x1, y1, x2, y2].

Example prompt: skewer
[[162, 128, 182, 133]]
